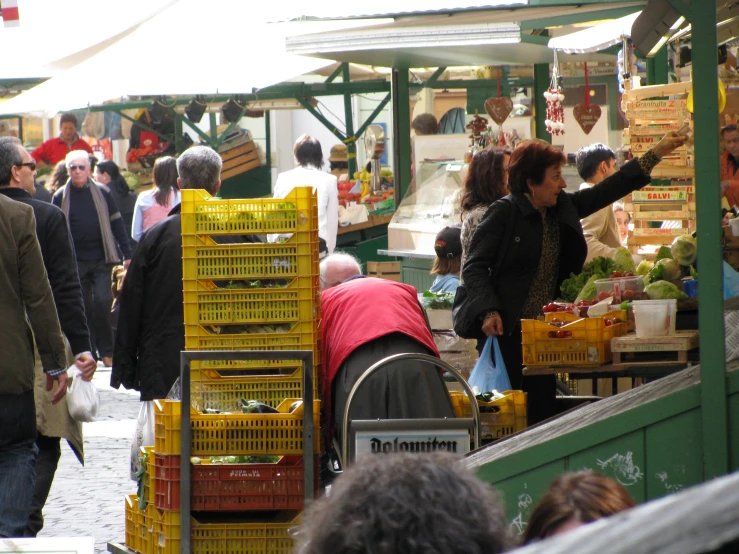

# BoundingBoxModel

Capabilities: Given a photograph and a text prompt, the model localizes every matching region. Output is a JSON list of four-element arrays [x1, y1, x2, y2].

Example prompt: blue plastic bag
[[468, 336, 512, 393]]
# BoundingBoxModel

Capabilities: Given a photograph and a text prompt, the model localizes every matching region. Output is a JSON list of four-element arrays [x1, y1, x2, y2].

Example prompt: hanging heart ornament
[[573, 103, 602, 135], [484, 97, 513, 126]]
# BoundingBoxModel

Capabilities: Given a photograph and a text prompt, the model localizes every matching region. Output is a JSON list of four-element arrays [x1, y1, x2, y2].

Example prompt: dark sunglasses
[[69, 165, 88, 171], [16, 161, 37, 171]]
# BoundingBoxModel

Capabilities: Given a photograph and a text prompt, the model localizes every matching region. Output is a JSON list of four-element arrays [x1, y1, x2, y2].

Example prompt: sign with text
[[355, 429, 470, 459]]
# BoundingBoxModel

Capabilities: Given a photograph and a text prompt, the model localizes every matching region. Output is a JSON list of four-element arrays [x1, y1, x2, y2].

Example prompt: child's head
[[432, 226, 462, 275]]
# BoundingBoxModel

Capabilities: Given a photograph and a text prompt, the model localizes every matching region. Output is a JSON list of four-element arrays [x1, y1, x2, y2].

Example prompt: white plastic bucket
[[632, 299, 677, 337]]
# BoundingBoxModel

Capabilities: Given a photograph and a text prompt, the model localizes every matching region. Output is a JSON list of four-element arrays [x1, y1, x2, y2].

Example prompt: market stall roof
[[0, 0, 178, 79], [285, 0, 526, 19], [548, 11, 640, 53], [0, 1, 385, 118], [285, 2, 646, 67]]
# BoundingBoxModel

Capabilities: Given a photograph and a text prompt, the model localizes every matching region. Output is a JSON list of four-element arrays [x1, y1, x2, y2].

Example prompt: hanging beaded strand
[[544, 50, 565, 136]]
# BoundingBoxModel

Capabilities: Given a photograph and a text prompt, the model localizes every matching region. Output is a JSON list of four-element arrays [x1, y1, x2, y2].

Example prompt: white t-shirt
[[271, 166, 339, 253]]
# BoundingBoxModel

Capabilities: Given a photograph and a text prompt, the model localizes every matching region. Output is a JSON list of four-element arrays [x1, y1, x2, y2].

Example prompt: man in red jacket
[[320, 253, 454, 454], [31, 113, 92, 168]]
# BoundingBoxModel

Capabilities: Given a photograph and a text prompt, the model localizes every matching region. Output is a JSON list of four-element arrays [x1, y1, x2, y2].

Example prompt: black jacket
[[112, 205, 260, 400], [462, 158, 651, 336], [0, 187, 91, 355]]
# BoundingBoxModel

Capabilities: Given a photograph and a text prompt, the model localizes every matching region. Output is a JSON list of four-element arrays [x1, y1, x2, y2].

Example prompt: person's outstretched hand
[[652, 131, 686, 159], [47, 372, 68, 405]]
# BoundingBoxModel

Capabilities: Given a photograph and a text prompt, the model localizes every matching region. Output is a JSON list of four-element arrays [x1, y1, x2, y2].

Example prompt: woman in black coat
[[462, 132, 685, 424]]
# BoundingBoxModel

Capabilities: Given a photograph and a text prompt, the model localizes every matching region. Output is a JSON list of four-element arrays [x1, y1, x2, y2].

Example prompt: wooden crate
[[611, 330, 699, 365], [367, 261, 401, 282], [219, 140, 261, 180]]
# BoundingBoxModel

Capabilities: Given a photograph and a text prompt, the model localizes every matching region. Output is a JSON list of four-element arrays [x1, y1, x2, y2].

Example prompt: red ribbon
[[584, 62, 589, 107]]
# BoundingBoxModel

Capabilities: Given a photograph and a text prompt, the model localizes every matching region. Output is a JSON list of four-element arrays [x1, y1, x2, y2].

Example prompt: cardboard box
[[426, 309, 452, 330], [367, 261, 401, 282]]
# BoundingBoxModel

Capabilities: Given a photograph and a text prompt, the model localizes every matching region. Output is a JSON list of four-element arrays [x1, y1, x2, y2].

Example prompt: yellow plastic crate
[[152, 510, 299, 554], [449, 390, 528, 440], [522, 310, 628, 368], [191, 366, 319, 411], [139, 445, 155, 507], [155, 398, 321, 456], [183, 278, 319, 326], [125, 494, 149, 554], [184, 320, 319, 354], [182, 234, 318, 282], [180, 187, 317, 236], [154, 400, 182, 456]]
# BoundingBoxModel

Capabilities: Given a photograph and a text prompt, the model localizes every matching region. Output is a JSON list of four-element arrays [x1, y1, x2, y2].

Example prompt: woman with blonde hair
[[130, 156, 181, 242]]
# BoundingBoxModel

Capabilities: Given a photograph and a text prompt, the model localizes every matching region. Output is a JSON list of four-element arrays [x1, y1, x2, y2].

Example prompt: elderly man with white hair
[[319, 253, 455, 465], [52, 150, 133, 367]]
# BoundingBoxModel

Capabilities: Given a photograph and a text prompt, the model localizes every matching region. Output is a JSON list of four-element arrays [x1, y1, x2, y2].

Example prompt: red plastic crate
[[154, 454, 309, 512]]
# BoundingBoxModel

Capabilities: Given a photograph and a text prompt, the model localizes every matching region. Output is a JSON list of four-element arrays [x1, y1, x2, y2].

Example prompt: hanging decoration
[[484, 68, 514, 126], [544, 51, 565, 136], [573, 62, 602, 135]]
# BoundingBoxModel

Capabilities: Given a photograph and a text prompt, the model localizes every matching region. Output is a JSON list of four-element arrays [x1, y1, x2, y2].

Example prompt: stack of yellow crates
[[124, 187, 322, 554]]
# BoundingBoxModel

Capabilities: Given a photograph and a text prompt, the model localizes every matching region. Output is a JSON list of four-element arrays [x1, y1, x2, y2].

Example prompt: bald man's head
[[320, 253, 362, 291]]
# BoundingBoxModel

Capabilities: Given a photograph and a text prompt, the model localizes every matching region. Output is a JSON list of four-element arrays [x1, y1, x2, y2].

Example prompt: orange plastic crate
[[154, 398, 321, 456], [154, 454, 308, 512], [522, 310, 628, 368], [449, 390, 528, 440], [180, 187, 317, 236]]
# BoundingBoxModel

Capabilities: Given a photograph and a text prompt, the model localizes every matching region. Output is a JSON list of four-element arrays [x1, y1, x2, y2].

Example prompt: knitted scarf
[[61, 177, 120, 264]]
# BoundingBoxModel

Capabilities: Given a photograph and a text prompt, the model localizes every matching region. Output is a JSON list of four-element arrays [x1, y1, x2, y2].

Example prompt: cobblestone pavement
[[39, 364, 141, 553]]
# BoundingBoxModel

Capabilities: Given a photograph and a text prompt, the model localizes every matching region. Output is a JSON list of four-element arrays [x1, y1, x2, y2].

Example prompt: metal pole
[[533, 63, 552, 142], [343, 64, 357, 177], [392, 67, 412, 201], [690, 2, 729, 478]]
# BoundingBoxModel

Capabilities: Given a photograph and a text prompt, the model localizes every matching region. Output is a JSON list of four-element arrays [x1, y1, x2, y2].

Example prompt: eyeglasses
[[16, 162, 37, 171], [69, 165, 88, 171]]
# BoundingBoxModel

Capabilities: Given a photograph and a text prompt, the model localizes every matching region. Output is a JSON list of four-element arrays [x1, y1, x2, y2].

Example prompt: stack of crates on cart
[[180, 186, 321, 381], [448, 390, 527, 441], [621, 82, 695, 256]]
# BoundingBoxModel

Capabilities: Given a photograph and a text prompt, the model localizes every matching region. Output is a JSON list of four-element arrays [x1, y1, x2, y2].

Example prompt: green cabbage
[[671, 235, 697, 266], [636, 260, 654, 276], [655, 258, 682, 281], [655, 246, 673, 262], [613, 247, 636, 273], [645, 280, 688, 300], [575, 274, 600, 303]]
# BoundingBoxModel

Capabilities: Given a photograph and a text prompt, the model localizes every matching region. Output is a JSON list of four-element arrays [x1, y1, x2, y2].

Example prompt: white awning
[[280, 1, 527, 20], [548, 11, 641, 54], [0, 1, 382, 117]]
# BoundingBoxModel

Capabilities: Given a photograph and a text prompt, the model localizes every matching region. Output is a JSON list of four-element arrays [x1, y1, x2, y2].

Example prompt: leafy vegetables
[[560, 257, 615, 302], [645, 280, 688, 300], [420, 290, 455, 309]]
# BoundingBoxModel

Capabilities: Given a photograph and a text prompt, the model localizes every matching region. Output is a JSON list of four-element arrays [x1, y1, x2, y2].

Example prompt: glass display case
[[387, 161, 468, 254]]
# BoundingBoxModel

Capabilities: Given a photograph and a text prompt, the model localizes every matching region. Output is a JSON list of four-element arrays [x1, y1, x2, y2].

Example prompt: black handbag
[[452, 197, 516, 339]]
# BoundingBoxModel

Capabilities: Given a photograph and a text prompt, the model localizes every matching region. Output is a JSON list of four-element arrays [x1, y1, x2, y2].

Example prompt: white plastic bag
[[66, 366, 100, 423], [130, 401, 155, 480]]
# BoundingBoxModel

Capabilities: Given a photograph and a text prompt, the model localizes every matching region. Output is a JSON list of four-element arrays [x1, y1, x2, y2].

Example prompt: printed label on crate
[[631, 189, 689, 202], [632, 228, 690, 236], [630, 141, 687, 153], [627, 122, 685, 136], [355, 429, 470, 459], [633, 99, 688, 109], [633, 210, 694, 220]]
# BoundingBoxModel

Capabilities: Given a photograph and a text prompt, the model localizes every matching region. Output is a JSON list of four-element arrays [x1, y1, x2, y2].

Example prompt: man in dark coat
[[112, 146, 258, 400], [0, 137, 69, 538], [0, 137, 97, 536]]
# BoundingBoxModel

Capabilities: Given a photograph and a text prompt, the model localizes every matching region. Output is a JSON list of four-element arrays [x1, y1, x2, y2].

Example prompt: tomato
[[548, 331, 557, 338], [622, 290, 636, 300], [610, 271, 623, 278], [624, 272, 634, 277], [604, 319, 613, 327], [564, 331, 572, 338], [556, 330, 565, 338], [597, 291, 612, 301]]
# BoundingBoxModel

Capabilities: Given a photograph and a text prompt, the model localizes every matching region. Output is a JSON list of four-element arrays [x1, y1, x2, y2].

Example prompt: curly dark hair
[[298, 453, 511, 554], [522, 471, 636, 545], [460, 146, 510, 214], [507, 139, 566, 195]]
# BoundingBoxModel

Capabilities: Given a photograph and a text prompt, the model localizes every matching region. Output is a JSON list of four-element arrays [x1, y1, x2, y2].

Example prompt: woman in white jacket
[[272, 135, 339, 256]]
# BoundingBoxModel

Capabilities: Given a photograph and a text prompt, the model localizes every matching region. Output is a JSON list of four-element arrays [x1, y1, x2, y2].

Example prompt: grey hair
[[176, 145, 222, 194], [319, 252, 362, 291], [297, 452, 511, 554], [65, 150, 91, 168], [0, 137, 23, 186]]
